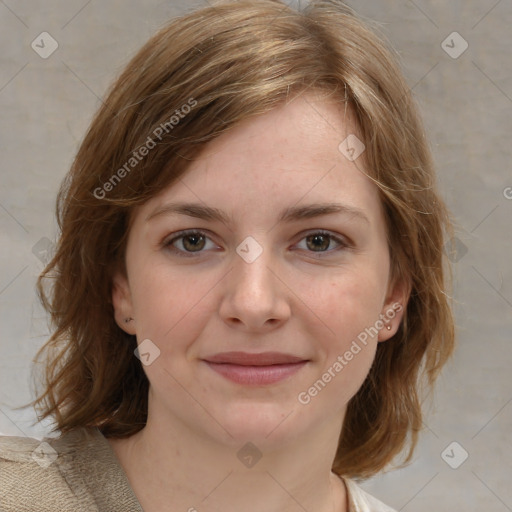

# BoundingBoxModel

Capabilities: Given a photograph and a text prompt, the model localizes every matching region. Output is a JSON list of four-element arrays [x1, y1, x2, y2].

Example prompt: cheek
[[312, 266, 386, 341], [302, 267, 385, 399], [129, 262, 215, 350]]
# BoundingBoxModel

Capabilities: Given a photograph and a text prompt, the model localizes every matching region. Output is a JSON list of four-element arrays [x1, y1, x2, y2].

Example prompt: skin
[[109, 91, 408, 512]]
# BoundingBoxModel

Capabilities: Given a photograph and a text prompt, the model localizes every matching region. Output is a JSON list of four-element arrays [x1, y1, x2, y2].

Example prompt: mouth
[[202, 352, 309, 385]]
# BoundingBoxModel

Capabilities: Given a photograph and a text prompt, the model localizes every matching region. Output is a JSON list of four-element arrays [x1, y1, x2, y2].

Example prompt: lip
[[203, 351, 306, 365], [202, 352, 308, 385]]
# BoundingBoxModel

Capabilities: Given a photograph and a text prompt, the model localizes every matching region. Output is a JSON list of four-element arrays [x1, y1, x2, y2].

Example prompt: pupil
[[309, 234, 329, 251], [184, 234, 204, 251]]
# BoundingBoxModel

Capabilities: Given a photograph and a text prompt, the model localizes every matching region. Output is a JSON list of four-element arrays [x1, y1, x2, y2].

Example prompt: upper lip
[[203, 351, 307, 366]]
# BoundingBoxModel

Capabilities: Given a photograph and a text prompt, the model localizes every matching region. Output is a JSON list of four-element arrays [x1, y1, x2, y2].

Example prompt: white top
[[345, 478, 397, 511]]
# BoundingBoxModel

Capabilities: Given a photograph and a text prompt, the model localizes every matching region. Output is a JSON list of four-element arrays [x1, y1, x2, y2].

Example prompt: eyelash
[[162, 229, 351, 258]]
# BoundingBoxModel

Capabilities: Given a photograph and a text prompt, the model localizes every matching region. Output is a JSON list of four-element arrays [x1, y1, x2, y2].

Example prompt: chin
[[208, 401, 306, 447]]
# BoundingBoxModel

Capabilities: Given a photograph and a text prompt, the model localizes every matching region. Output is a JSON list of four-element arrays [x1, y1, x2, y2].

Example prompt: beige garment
[[0, 427, 396, 511]]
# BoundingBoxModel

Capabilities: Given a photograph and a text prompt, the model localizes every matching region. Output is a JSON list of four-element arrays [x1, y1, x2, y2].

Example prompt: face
[[112, 92, 406, 448]]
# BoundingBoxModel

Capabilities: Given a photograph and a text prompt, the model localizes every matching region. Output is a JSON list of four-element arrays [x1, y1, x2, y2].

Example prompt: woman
[[0, 1, 454, 510]]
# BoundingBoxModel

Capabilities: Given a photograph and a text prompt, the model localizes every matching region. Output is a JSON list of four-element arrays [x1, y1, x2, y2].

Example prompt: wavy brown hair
[[27, 0, 455, 479]]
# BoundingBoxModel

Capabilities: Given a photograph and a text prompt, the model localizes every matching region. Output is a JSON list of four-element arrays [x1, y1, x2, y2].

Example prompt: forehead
[[199, 91, 359, 169], [137, 92, 383, 226]]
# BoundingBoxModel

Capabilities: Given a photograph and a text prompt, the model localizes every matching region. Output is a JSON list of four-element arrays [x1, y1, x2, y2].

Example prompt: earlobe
[[377, 301, 405, 342], [378, 276, 410, 342], [111, 271, 136, 335]]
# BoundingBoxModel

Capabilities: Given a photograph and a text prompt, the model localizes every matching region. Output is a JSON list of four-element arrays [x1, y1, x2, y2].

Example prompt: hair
[[27, 0, 455, 479]]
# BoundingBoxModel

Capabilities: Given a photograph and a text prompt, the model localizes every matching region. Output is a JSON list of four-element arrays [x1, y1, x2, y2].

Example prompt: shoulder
[[0, 428, 103, 512], [344, 477, 397, 512]]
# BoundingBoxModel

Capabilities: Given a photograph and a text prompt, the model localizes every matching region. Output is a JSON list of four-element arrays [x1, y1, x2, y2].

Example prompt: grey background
[[1, 1, 511, 510]]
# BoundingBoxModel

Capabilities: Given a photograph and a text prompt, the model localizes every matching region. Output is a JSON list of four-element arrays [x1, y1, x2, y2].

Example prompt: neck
[[108, 408, 348, 512]]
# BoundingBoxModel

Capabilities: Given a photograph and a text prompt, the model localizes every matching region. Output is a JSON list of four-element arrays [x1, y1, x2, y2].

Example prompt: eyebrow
[[146, 201, 370, 226]]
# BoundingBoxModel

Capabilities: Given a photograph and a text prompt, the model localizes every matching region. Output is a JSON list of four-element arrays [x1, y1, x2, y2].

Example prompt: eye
[[163, 229, 350, 258], [294, 230, 349, 254], [164, 230, 217, 257]]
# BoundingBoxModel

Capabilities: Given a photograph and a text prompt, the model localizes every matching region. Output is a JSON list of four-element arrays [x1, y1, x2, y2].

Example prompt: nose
[[218, 239, 291, 332]]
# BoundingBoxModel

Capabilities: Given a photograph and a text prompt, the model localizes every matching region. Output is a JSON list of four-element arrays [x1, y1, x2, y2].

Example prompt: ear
[[111, 270, 136, 335], [377, 274, 410, 342]]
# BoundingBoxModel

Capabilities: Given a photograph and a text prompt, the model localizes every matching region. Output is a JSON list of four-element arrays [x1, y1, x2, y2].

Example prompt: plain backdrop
[[1, 1, 511, 511]]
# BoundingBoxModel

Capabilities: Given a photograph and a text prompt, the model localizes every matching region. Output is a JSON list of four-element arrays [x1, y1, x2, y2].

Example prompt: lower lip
[[204, 361, 307, 385]]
